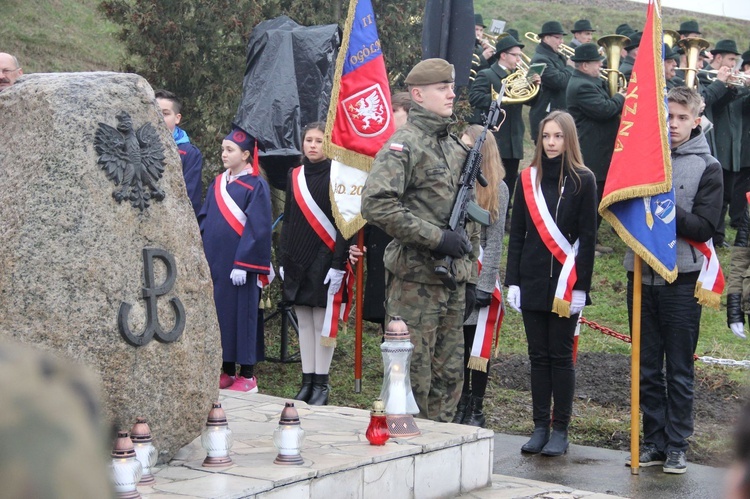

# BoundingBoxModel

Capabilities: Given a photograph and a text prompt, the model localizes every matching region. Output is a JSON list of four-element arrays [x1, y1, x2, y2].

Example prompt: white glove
[[731, 322, 747, 339], [507, 285, 521, 313], [279, 266, 284, 281], [230, 269, 247, 286], [569, 290, 586, 315], [323, 268, 346, 295]]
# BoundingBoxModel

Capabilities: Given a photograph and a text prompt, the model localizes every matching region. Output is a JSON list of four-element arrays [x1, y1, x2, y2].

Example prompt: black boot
[[464, 396, 486, 427], [541, 429, 569, 456], [521, 426, 550, 454], [452, 393, 471, 424], [308, 374, 330, 405], [294, 373, 313, 402]]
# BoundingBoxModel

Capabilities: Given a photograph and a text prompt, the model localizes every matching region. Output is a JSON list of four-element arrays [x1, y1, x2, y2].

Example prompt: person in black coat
[[280, 122, 350, 406], [566, 43, 626, 242], [618, 31, 641, 81], [469, 35, 540, 222], [528, 21, 574, 142], [505, 110, 597, 457]]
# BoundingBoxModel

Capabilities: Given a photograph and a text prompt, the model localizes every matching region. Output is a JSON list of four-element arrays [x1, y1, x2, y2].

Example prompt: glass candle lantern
[[130, 417, 157, 486], [365, 399, 390, 445], [379, 317, 420, 437], [201, 402, 233, 467], [273, 402, 305, 465], [110, 431, 143, 499]]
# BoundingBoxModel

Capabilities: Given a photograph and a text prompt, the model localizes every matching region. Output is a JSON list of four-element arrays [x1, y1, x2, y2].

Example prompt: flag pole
[[630, 254, 642, 475], [354, 228, 365, 392]]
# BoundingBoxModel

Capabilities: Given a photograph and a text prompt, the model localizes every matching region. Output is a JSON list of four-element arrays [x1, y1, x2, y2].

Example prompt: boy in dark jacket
[[625, 87, 723, 474], [155, 89, 204, 217]]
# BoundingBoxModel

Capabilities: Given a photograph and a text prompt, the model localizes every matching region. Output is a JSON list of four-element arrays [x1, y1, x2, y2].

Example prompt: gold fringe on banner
[[552, 298, 571, 319], [330, 204, 367, 240], [695, 284, 721, 310], [467, 356, 488, 373]]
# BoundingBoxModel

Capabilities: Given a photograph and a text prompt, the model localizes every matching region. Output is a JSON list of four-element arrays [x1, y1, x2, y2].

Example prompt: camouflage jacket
[[361, 103, 479, 285]]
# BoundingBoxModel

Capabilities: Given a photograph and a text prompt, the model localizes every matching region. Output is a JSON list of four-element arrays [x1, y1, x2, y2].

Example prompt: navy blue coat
[[199, 172, 272, 365], [179, 142, 203, 217]]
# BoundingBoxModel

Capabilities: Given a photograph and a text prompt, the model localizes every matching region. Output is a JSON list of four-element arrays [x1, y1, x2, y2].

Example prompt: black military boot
[[308, 373, 330, 405], [521, 426, 550, 453], [293, 372, 313, 402], [541, 429, 569, 456], [452, 392, 471, 424], [465, 396, 486, 427]]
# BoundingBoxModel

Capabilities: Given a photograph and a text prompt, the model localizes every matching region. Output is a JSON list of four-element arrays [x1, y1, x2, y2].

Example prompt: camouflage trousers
[[385, 272, 465, 422]]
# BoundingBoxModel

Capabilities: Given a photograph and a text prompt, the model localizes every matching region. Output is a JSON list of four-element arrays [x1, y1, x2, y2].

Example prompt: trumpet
[[697, 69, 750, 87]]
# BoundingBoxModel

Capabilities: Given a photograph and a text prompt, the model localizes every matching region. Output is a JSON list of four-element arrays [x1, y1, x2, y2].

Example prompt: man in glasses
[[0, 53, 23, 91]]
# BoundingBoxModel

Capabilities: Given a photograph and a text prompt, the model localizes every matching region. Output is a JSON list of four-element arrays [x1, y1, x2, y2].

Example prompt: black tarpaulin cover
[[421, 0, 475, 88], [233, 16, 340, 159]]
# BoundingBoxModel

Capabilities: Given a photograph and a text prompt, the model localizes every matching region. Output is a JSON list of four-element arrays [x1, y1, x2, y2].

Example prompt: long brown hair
[[531, 110, 589, 194], [463, 125, 505, 223]]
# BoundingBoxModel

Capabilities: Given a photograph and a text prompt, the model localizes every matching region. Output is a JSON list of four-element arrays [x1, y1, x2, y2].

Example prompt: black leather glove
[[727, 293, 744, 327], [464, 284, 476, 321], [436, 228, 472, 258], [475, 289, 492, 308]]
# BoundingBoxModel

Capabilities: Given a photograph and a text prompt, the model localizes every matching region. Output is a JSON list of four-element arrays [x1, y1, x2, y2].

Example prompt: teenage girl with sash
[[452, 125, 508, 428], [280, 122, 350, 406], [199, 128, 273, 392], [505, 110, 597, 456]]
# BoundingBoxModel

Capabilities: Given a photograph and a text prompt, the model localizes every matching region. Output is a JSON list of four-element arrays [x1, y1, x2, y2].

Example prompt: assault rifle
[[434, 86, 506, 290]]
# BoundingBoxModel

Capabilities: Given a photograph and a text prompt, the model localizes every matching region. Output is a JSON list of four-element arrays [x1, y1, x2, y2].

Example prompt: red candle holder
[[366, 399, 390, 446]]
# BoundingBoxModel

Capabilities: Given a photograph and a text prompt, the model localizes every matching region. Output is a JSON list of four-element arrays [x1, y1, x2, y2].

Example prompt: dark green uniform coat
[[566, 70, 625, 181], [618, 54, 635, 81], [468, 63, 532, 160], [529, 41, 573, 141], [698, 72, 747, 172]]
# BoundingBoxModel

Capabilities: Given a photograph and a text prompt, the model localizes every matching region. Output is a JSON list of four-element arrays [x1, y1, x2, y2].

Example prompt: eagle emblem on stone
[[95, 111, 166, 211]]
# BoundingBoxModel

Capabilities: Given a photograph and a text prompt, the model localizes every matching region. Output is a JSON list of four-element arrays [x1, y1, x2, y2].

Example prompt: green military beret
[[677, 20, 701, 35], [404, 58, 455, 85], [572, 19, 596, 33], [711, 39, 741, 56]]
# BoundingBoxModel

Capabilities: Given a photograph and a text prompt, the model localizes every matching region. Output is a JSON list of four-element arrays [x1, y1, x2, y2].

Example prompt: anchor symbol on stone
[[118, 248, 186, 346]]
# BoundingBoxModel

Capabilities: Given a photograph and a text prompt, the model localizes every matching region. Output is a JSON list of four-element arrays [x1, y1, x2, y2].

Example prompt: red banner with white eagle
[[324, 0, 395, 239]]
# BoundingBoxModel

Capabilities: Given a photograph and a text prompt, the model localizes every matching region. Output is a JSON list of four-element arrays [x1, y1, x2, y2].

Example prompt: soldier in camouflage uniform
[[0, 341, 114, 498], [361, 58, 480, 422]]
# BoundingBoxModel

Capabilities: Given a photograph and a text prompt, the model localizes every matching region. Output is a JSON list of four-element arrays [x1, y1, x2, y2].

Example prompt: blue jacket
[[174, 127, 203, 216]]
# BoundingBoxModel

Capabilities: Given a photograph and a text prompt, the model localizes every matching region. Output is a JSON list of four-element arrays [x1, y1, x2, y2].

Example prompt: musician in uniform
[[697, 39, 746, 246], [569, 19, 596, 49], [528, 21, 574, 142], [469, 35, 540, 221], [472, 14, 494, 76], [362, 59, 480, 423], [675, 20, 702, 82], [566, 43, 626, 252], [618, 31, 641, 81], [665, 44, 683, 90]]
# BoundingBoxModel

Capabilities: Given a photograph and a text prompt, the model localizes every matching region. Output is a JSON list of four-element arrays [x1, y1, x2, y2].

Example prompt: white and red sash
[[467, 247, 504, 373], [292, 166, 336, 251], [319, 263, 355, 347], [214, 171, 273, 288], [521, 167, 579, 318], [685, 238, 724, 310], [291, 166, 349, 345]]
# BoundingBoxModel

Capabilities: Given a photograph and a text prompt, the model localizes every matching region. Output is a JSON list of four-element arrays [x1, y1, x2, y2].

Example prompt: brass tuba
[[597, 34, 630, 96], [663, 29, 680, 49], [677, 37, 710, 89]]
